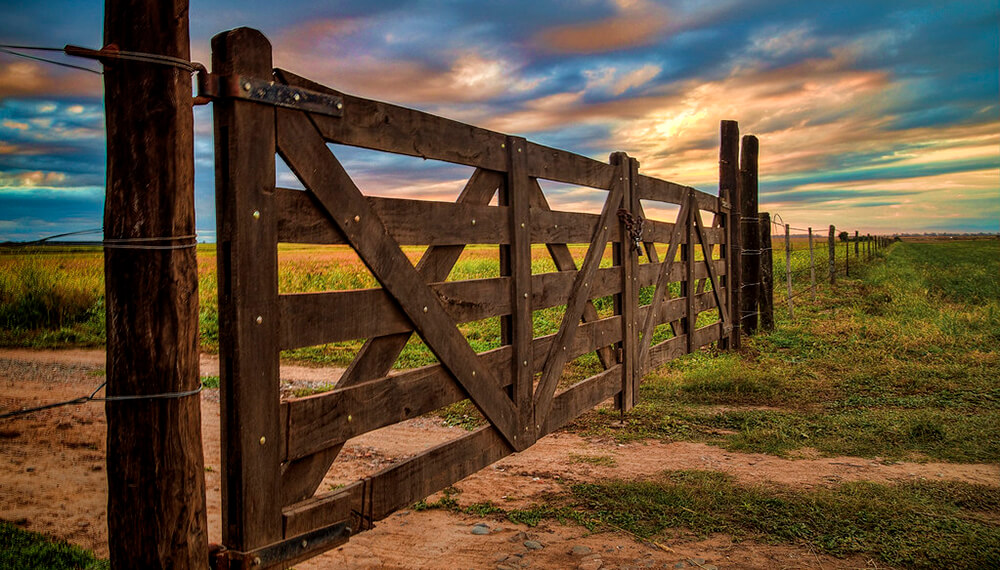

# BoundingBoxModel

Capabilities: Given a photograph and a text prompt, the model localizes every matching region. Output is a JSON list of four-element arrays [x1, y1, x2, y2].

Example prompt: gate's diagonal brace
[[692, 205, 731, 329], [533, 171, 625, 418], [278, 169, 501, 506], [637, 196, 692, 374], [275, 108, 523, 450], [527, 179, 617, 371]]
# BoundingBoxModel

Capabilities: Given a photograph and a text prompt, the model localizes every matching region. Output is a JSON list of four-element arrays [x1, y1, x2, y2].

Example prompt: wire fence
[[755, 218, 892, 321]]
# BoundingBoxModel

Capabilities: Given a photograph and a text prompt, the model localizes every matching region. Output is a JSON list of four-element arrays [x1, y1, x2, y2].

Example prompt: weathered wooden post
[[828, 225, 836, 284], [759, 213, 774, 330], [739, 135, 760, 336], [845, 235, 850, 277], [719, 121, 741, 349], [103, 0, 208, 567], [785, 224, 793, 318], [808, 227, 816, 302]]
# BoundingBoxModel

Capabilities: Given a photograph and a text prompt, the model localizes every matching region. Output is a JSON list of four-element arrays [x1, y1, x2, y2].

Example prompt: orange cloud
[[534, 0, 670, 54]]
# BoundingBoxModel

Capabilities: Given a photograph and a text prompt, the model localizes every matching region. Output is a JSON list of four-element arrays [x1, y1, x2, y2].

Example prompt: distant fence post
[[828, 225, 836, 284], [759, 213, 774, 330], [739, 135, 760, 336], [854, 230, 859, 259], [720, 120, 741, 349], [845, 236, 850, 277], [808, 227, 816, 302], [785, 223, 793, 318]]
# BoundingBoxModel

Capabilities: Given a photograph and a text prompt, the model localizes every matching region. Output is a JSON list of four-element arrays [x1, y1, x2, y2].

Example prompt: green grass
[[0, 521, 108, 570], [414, 470, 1000, 568], [571, 240, 1000, 463]]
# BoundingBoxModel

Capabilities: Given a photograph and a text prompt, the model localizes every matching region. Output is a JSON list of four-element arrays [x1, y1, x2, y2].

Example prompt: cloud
[[534, 1, 670, 54]]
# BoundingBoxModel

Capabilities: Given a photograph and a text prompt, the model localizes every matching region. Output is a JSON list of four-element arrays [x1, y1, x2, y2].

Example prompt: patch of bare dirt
[[1, 348, 996, 568]]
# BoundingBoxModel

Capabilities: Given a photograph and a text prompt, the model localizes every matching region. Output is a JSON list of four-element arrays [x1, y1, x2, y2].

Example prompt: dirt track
[[2, 349, 997, 568]]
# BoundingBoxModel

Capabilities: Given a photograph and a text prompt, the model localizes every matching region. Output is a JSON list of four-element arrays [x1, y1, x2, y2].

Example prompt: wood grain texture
[[739, 135, 760, 336], [720, 120, 741, 349], [211, 27, 283, 551], [760, 213, 775, 331], [506, 136, 535, 445], [534, 155, 625, 419], [275, 109, 520, 447], [103, 1, 208, 566], [278, 168, 501, 506]]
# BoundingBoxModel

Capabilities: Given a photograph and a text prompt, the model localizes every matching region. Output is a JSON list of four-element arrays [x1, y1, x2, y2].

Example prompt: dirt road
[[2, 349, 996, 568]]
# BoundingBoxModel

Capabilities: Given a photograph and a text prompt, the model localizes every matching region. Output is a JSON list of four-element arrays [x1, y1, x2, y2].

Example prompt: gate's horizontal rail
[[635, 174, 722, 212], [275, 188, 725, 246], [278, 259, 726, 350], [280, 318, 726, 539], [280, 290, 721, 461], [276, 67, 723, 206]]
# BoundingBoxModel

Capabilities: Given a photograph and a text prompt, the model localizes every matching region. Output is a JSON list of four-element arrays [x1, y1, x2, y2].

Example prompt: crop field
[[1, 239, 998, 568]]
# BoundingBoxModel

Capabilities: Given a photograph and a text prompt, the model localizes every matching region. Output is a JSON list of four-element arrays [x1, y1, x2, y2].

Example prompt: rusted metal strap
[[197, 72, 345, 117], [210, 521, 351, 569]]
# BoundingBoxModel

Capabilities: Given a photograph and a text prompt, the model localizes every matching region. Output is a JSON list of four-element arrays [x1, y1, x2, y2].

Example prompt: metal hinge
[[196, 72, 344, 118]]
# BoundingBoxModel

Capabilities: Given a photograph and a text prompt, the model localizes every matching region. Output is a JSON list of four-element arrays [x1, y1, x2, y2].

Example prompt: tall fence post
[[103, 0, 209, 567], [720, 120, 741, 349], [739, 135, 760, 336], [828, 225, 836, 284], [759, 213, 774, 330], [785, 224, 793, 318], [808, 227, 816, 302]]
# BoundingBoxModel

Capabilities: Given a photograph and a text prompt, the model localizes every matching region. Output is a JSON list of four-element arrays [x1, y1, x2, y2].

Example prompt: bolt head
[[259, 436, 266, 445], [353, 215, 361, 222], [293, 93, 301, 101], [252, 210, 260, 220], [255, 315, 263, 325], [243, 81, 252, 91], [336, 101, 343, 109]]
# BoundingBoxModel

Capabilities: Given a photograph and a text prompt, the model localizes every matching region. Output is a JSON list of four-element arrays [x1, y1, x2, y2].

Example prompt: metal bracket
[[197, 72, 344, 118], [210, 521, 352, 569]]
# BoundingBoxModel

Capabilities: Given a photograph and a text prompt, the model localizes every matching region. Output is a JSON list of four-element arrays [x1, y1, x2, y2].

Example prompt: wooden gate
[[209, 27, 737, 569]]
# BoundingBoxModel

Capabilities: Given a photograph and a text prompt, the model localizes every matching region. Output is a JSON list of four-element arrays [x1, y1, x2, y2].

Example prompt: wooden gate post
[[103, 0, 208, 567], [719, 121, 741, 349], [758, 213, 774, 331], [211, 28, 284, 555], [739, 135, 760, 336], [828, 225, 836, 284]]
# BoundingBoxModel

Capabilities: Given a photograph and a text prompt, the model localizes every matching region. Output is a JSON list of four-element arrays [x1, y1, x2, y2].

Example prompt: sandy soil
[[2, 348, 996, 569]]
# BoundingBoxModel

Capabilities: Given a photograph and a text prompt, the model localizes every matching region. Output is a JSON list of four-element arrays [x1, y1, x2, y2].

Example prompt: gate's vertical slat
[[684, 192, 696, 353], [505, 137, 536, 443], [621, 156, 640, 409], [211, 28, 283, 550]]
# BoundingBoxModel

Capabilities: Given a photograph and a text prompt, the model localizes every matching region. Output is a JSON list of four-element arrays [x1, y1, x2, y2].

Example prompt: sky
[[0, 0, 997, 241]]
